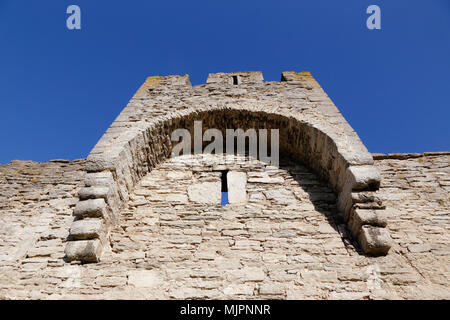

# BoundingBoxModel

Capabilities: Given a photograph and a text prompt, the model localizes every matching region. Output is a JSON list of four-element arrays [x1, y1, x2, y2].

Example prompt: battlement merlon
[[133, 71, 323, 92], [206, 71, 264, 85], [134, 74, 192, 98]]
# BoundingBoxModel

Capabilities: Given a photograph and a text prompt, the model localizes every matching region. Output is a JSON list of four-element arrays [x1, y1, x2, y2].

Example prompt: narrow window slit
[[232, 75, 239, 85], [221, 170, 229, 206]]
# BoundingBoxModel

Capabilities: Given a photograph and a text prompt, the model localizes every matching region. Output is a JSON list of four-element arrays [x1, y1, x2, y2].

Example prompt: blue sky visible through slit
[[221, 170, 229, 206], [221, 192, 229, 206]]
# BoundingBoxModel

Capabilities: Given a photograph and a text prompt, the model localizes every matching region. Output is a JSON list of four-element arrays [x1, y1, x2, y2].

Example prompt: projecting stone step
[[349, 208, 388, 236], [65, 239, 103, 263], [78, 186, 110, 201], [358, 225, 392, 256], [69, 219, 105, 240], [346, 165, 381, 191], [73, 198, 108, 219]]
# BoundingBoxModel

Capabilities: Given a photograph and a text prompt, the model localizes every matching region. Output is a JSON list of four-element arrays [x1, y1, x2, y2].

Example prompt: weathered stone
[[187, 182, 221, 204], [224, 283, 255, 295], [83, 171, 115, 188], [346, 165, 381, 191], [85, 154, 119, 172], [64, 239, 103, 263], [358, 226, 392, 256], [78, 187, 110, 201], [167, 171, 193, 180], [69, 219, 105, 240], [351, 191, 382, 204], [227, 171, 247, 204], [259, 282, 285, 295], [233, 267, 265, 281], [165, 194, 188, 203], [408, 244, 432, 253], [127, 270, 162, 288], [247, 172, 284, 184], [1, 71, 449, 300], [353, 202, 386, 210], [73, 199, 108, 219], [349, 208, 388, 236], [207, 71, 263, 84]]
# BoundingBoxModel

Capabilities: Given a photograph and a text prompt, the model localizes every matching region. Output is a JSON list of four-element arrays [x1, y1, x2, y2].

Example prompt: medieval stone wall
[[65, 72, 389, 262], [373, 153, 450, 292], [0, 71, 447, 299], [0, 153, 448, 299]]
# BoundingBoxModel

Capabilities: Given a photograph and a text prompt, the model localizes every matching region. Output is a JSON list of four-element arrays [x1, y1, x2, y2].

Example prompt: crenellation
[[206, 72, 264, 85]]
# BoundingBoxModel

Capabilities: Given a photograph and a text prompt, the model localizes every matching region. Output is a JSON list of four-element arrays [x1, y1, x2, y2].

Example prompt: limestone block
[[127, 270, 162, 288], [346, 165, 381, 191], [349, 209, 388, 236], [224, 283, 255, 296], [259, 282, 285, 295], [358, 226, 392, 256], [165, 194, 189, 203], [65, 239, 103, 263], [247, 172, 284, 184], [84, 171, 115, 188], [280, 71, 314, 86], [350, 191, 383, 204], [407, 244, 433, 253], [73, 199, 108, 219], [263, 188, 296, 205], [187, 182, 221, 204], [78, 187, 110, 201], [164, 74, 191, 86], [69, 219, 105, 240], [338, 189, 385, 221], [340, 148, 375, 167], [239, 267, 265, 281], [167, 171, 193, 180], [353, 202, 386, 210], [227, 171, 247, 204], [82, 172, 122, 212], [85, 153, 119, 172]]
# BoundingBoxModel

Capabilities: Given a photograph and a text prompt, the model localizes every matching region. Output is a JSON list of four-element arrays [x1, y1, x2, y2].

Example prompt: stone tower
[[65, 71, 391, 262], [1, 71, 448, 299]]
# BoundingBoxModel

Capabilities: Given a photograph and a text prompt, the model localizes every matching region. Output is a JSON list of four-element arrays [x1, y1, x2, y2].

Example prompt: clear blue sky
[[1, 1, 449, 164]]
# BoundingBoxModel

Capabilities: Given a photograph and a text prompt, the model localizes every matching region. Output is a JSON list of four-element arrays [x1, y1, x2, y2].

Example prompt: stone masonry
[[0, 71, 448, 299], [68, 71, 390, 262]]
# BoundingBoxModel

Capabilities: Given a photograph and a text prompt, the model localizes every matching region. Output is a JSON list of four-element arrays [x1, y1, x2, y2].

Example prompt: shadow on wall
[[278, 155, 364, 256]]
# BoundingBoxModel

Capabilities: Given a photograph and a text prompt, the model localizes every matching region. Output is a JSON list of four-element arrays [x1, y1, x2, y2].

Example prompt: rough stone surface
[[73, 199, 107, 219], [58, 71, 390, 260], [65, 239, 103, 263], [349, 209, 388, 236], [0, 153, 448, 299], [0, 71, 448, 299], [227, 171, 247, 204], [358, 226, 392, 256], [187, 181, 221, 204], [69, 219, 105, 240], [78, 187, 110, 201], [127, 270, 162, 288], [346, 166, 381, 191]]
